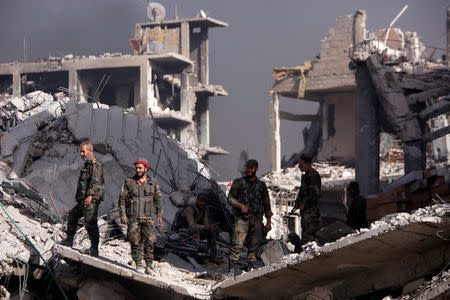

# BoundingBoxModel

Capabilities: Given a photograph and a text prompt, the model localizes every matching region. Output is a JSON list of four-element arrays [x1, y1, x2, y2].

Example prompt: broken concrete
[[214, 205, 450, 299]]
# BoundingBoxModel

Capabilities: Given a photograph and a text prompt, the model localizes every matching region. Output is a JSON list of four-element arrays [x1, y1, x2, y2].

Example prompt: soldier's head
[[298, 154, 312, 172], [346, 181, 360, 197], [80, 142, 94, 161], [134, 158, 149, 178], [245, 159, 259, 180], [196, 193, 209, 208]]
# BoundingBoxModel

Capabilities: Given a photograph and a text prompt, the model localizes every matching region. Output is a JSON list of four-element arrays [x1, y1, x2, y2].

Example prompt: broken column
[[270, 92, 281, 172], [355, 63, 380, 196], [353, 10, 379, 196], [365, 54, 425, 173]]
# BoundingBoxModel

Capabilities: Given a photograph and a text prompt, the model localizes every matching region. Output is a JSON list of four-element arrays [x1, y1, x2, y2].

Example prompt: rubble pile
[[396, 269, 450, 300], [263, 160, 404, 192]]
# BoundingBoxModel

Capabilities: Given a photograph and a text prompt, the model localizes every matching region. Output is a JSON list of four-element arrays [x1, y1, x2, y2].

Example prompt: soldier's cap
[[346, 181, 359, 192], [245, 159, 258, 168], [197, 193, 209, 201], [134, 158, 149, 169]]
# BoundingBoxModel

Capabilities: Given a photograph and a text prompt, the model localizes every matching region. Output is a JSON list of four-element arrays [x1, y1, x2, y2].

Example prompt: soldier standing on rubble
[[61, 141, 104, 257], [227, 159, 272, 276], [345, 181, 368, 230], [172, 193, 220, 263], [293, 154, 321, 246], [118, 158, 163, 275]]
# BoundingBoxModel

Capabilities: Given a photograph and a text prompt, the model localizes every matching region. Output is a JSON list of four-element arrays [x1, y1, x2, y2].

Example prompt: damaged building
[[0, 3, 448, 300], [0, 5, 229, 159]]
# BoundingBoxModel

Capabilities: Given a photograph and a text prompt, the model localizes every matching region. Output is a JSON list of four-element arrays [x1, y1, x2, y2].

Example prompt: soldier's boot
[[88, 245, 99, 257], [246, 261, 256, 272], [228, 260, 242, 278], [135, 261, 145, 274], [288, 232, 302, 253], [60, 235, 74, 247], [145, 260, 156, 276]]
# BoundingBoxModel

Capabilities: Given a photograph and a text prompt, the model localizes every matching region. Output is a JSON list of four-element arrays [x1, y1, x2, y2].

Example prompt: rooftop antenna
[[147, 1, 165, 22]]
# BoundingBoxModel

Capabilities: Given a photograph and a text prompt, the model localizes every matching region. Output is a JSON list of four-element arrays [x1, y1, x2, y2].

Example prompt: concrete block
[[107, 106, 123, 140], [9, 140, 33, 178], [91, 108, 108, 152], [65, 100, 78, 116], [10, 97, 25, 111], [122, 113, 138, 140], [137, 119, 155, 149], [260, 240, 288, 266], [0, 131, 19, 156], [69, 103, 93, 142]]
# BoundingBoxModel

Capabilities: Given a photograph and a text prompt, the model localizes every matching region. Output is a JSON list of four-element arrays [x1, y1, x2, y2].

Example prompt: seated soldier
[[174, 193, 220, 263]]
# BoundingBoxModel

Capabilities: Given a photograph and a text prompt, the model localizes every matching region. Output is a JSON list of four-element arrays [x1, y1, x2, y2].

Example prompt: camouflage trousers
[[66, 200, 99, 247], [229, 217, 263, 264], [127, 218, 156, 264], [301, 209, 320, 243]]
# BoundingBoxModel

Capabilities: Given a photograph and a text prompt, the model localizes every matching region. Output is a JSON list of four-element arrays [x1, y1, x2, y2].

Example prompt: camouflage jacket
[[118, 175, 163, 219], [227, 177, 273, 220], [182, 204, 209, 231], [295, 167, 321, 212], [75, 158, 104, 202]]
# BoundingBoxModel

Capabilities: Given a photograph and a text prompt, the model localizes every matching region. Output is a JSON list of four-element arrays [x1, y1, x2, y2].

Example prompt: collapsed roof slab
[[55, 245, 211, 299], [214, 217, 450, 299]]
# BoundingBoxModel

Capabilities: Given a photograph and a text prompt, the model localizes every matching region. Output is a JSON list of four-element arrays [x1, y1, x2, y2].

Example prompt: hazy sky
[[0, 0, 448, 180]]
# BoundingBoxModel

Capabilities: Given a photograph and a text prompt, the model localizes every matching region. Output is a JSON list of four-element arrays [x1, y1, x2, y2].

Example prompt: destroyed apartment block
[[0, 13, 229, 160], [270, 9, 450, 196]]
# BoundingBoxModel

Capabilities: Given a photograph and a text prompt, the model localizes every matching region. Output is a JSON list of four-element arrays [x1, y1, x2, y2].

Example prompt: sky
[[0, 0, 448, 181]]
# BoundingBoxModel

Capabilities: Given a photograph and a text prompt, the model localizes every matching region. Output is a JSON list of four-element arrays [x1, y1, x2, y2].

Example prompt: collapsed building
[[0, 5, 229, 159], [0, 3, 448, 300], [268, 8, 450, 234]]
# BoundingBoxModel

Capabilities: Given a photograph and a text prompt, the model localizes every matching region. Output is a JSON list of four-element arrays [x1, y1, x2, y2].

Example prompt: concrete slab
[[70, 103, 93, 142], [107, 106, 124, 140], [214, 218, 450, 300], [91, 108, 108, 152], [122, 113, 139, 140], [55, 245, 210, 299]]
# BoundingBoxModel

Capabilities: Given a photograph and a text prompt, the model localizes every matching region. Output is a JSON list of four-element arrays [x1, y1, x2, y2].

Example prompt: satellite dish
[[147, 2, 165, 22]]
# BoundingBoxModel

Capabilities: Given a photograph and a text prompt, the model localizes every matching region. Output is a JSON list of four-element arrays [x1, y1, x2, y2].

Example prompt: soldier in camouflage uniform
[[60, 141, 104, 257], [294, 154, 321, 245], [118, 158, 163, 275], [173, 193, 219, 262], [227, 159, 272, 276]]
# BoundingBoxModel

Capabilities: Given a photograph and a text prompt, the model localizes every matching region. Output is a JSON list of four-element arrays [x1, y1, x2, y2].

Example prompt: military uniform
[[228, 177, 272, 264], [346, 194, 367, 230], [66, 158, 104, 250], [175, 204, 217, 257], [295, 167, 321, 243], [118, 175, 162, 265]]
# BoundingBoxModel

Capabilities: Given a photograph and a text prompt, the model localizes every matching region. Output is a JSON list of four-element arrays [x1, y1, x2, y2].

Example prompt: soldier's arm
[[185, 207, 206, 230], [118, 181, 129, 217], [153, 180, 163, 218], [86, 162, 104, 200], [262, 183, 273, 219], [310, 172, 321, 199], [227, 179, 241, 208]]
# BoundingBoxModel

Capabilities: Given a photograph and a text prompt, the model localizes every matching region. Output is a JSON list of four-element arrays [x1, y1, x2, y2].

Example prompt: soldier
[[345, 181, 368, 230], [172, 193, 219, 263], [227, 159, 272, 276], [118, 158, 163, 275], [60, 141, 104, 257], [293, 154, 321, 246]]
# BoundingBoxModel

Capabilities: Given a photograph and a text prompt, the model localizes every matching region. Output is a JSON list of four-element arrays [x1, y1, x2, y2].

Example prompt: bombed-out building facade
[[0, 12, 229, 159]]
